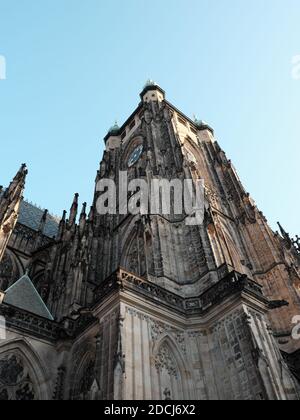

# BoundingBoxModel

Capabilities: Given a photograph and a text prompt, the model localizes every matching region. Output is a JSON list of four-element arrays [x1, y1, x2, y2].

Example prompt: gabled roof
[[0, 189, 59, 238], [19, 200, 59, 238], [3, 274, 54, 320]]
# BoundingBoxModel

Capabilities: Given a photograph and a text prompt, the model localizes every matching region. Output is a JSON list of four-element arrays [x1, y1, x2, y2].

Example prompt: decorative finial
[[193, 115, 204, 126], [144, 79, 157, 89], [292, 236, 300, 253]]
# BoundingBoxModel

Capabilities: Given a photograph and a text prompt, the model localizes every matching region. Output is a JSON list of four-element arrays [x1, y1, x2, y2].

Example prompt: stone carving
[[119, 271, 185, 311], [125, 307, 187, 355], [151, 321, 186, 355], [0, 304, 60, 342], [125, 235, 146, 278], [164, 388, 172, 400], [185, 299, 201, 310], [155, 343, 178, 378], [71, 353, 96, 401], [144, 108, 153, 125], [1, 87, 300, 400], [188, 331, 205, 338], [0, 252, 14, 290], [78, 359, 96, 397], [0, 354, 36, 400], [117, 269, 264, 318], [53, 366, 66, 400], [14, 224, 36, 243], [33, 273, 51, 302], [127, 240, 138, 273], [53, 276, 66, 300]]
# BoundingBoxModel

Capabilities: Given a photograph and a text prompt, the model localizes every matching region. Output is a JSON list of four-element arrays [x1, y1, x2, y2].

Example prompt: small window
[[121, 131, 127, 140], [129, 120, 136, 130], [190, 126, 197, 135], [177, 116, 187, 127]]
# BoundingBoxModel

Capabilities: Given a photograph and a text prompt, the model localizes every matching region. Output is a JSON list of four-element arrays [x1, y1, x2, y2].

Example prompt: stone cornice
[[0, 268, 268, 344], [94, 267, 268, 317], [0, 303, 60, 343], [0, 303, 97, 344]]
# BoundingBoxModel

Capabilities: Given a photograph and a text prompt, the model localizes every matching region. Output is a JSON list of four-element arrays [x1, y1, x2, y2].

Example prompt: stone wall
[[0, 328, 58, 400], [116, 298, 297, 400]]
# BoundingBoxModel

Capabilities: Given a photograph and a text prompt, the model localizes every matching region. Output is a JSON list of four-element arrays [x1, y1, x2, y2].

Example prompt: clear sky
[[0, 0, 299, 236]]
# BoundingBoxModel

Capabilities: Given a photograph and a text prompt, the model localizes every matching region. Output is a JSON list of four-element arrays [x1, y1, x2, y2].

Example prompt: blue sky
[[0, 0, 299, 235]]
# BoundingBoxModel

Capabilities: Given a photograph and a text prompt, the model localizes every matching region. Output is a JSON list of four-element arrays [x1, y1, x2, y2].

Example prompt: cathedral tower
[[69, 82, 299, 400], [0, 84, 299, 400]]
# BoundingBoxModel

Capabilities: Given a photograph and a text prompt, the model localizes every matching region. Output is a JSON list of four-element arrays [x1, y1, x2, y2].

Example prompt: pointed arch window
[[0, 354, 37, 400], [152, 337, 192, 400]]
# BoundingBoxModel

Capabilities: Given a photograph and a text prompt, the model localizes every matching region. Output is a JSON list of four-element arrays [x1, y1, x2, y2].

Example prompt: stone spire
[[79, 202, 87, 233], [69, 193, 79, 226], [0, 164, 27, 262], [57, 210, 67, 241], [33, 209, 48, 250], [38, 209, 48, 234], [277, 222, 292, 248], [2, 163, 27, 202]]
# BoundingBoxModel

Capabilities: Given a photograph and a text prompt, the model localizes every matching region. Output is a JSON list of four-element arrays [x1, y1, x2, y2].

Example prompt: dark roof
[[140, 82, 166, 99], [4, 274, 54, 320], [104, 89, 214, 144], [19, 200, 59, 238], [0, 188, 59, 238]]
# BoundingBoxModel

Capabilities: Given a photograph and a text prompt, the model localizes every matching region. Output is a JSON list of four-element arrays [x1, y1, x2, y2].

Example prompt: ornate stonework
[[0, 252, 15, 291], [0, 354, 36, 400], [126, 307, 187, 355], [155, 343, 178, 378], [0, 84, 299, 400]]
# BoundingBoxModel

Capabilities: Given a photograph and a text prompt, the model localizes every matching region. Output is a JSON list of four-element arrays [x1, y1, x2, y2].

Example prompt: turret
[[69, 193, 79, 226], [104, 122, 121, 151], [140, 80, 166, 103], [0, 164, 27, 262], [79, 202, 87, 233], [57, 210, 67, 241]]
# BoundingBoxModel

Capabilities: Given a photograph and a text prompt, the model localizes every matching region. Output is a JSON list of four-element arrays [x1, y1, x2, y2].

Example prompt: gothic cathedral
[[0, 83, 299, 400]]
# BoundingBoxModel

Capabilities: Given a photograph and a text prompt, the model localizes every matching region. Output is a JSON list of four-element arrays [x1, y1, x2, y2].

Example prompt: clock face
[[128, 145, 144, 167]]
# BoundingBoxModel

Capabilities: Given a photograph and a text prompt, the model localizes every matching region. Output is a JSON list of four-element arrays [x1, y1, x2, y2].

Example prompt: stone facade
[[0, 83, 299, 400]]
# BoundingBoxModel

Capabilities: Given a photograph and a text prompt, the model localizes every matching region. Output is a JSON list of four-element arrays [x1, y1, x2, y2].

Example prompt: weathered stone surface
[[0, 84, 299, 400]]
